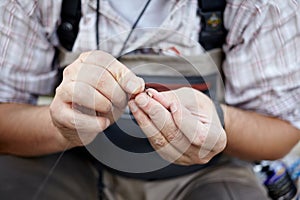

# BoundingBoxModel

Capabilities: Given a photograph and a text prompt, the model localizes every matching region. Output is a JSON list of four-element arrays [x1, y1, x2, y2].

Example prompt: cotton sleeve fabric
[[0, 0, 61, 104], [223, 0, 300, 129]]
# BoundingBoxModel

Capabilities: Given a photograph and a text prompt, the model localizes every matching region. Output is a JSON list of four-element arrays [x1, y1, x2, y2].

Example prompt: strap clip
[[198, 0, 227, 50]]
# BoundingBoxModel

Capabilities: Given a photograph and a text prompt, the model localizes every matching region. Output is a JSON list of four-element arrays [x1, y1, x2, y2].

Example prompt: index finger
[[78, 51, 145, 94]]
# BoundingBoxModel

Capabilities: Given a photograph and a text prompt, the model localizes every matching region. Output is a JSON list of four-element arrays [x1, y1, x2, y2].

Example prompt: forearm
[[0, 103, 70, 157], [222, 104, 300, 161]]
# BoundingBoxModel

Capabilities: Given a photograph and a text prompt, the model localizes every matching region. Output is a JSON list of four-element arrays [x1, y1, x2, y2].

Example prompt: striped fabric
[[0, 0, 299, 129]]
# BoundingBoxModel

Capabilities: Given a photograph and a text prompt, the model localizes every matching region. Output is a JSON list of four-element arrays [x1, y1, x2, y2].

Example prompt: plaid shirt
[[0, 0, 299, 129]]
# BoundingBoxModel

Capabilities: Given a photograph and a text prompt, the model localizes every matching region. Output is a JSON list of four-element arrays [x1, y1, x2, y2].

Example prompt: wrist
[[220, 103, 230, 131], [51, 124, 72, 150], [46, 106, 72, 151], [213, 101, 225, 128]]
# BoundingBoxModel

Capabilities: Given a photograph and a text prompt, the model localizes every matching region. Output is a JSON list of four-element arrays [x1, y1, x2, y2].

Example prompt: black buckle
[[198, 10, 226, 50], [197, 0, 227, 50], [200, 10, 224, 32]]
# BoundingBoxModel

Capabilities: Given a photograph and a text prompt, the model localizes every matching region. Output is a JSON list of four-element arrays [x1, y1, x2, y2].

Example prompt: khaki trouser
[[102, 157, 269, 200]]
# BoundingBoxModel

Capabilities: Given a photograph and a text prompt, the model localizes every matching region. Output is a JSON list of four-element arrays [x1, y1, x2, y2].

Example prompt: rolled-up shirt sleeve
[[223, 0, 300, 129], [0, 0, 59, 105]]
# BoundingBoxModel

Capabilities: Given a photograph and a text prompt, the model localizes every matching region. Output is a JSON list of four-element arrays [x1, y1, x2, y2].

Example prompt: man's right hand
[[50, 50, 145, 148]]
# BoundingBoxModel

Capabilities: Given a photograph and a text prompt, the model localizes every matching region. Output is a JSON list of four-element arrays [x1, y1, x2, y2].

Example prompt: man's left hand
[[128, 88, 227, 165]]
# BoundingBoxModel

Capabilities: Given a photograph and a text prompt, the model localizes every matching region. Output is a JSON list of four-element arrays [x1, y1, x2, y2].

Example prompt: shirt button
[[294, 109, 300, 115]]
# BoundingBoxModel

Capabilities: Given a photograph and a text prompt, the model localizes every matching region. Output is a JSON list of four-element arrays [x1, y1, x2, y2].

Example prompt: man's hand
[[128, 88, 226, 165], [50, 50, 145, 148]]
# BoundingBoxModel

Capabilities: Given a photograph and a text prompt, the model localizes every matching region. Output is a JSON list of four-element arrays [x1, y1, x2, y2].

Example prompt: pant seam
[[222, 181, 236, 200]]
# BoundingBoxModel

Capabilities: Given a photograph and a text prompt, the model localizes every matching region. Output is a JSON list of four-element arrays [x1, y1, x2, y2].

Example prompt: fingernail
[[128, 101, 138, 113], [136, 95, 149, 107], [146, 88, 158, 96], [170, 103, 177, 113], [146, 90, 153, 98]]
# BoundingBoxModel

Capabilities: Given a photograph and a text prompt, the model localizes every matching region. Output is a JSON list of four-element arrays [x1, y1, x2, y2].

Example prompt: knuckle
[[165, 129, 183, 142], [194, 133, 207, 146], [95, 70, 109, 88], [55, 85, 63, 95], [151, 135, 168, 147], [101, 102, 112, 113], [96, 78, 106, 90], [63, 63, 83, 81], [62, 65, 74, 78], [78, 51, 92, 61], [58, 84, 73, 101], [114, 66, 128, 83]]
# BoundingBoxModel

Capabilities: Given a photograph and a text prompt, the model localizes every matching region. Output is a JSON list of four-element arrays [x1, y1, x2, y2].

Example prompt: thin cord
[[117, 0, 152, 57], [96, 0, 100, 50], [32, 143, 70, 200]]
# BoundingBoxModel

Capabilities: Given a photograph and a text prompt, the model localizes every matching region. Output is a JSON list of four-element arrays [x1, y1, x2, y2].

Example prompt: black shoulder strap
[[57, 0, 82, 51], [198, 0, 227, 50]]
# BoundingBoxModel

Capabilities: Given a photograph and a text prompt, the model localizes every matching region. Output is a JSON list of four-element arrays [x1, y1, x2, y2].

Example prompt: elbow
[[263, 153, 286, 161], [0, 142, 10, 156], [261, 145, 297, 161]]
